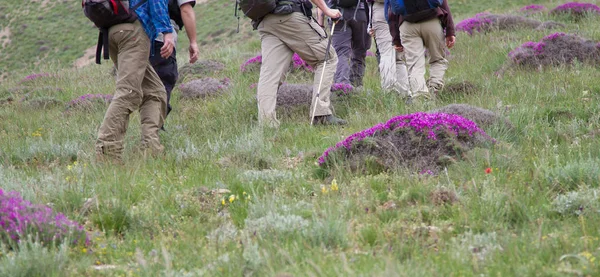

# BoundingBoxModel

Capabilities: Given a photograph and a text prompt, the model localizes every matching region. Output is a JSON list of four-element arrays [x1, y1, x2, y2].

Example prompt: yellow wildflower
[[321, 185, 328, 194], [330, 179, 339, 191], [580, 251, 593, 259], [67, 165, 73, 171], [82, 248, 87, 253], [221, 198, 226, 206], [229, 194, 236, 203]]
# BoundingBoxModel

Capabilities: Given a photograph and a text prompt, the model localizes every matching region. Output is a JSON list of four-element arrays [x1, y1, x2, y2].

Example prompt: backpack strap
[[95, 29, 110, 65]]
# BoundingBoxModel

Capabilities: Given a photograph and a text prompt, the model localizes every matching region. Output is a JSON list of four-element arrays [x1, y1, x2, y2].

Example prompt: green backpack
[[236, 0, 277, 21]]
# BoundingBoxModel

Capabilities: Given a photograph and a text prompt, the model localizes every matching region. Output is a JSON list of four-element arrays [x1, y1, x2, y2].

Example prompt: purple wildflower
[[520, 4, 547, 14], [318, 112, 493, 165], [420, 169, 435, 176], [240, 55, 262, 72], [455, 13, 493, 35], [291, 53, 314, 72], [543, 32, 566, 41], [366, 51, 375, 57], [0, 189, 89, 246], [551, 2, 600, 16], [19, 73, 50, 83], [331, 83, 354, 95]]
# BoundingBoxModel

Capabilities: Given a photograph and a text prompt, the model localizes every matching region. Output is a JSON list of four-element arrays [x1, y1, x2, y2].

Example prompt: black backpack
[[82, 0, 148, 64], [334, 0, 361, 8], [168, 0, 185, 31], [236, 0, 277, 21]]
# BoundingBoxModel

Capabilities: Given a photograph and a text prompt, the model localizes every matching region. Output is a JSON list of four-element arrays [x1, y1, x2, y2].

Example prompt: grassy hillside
[[2, 0, 600, 276], [0, 0, 255, 82]]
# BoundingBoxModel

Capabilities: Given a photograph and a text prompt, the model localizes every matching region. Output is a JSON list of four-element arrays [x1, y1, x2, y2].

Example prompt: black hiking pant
[[149, 41, 178, 118]]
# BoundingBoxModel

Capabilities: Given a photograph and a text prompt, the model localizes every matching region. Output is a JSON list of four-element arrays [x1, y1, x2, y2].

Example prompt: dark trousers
[[332, 7, 369, 87], [149, 41, 178, 118]]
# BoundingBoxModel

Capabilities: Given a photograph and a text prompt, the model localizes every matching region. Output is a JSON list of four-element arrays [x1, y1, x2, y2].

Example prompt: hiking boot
[[312, 115, 347, 126]]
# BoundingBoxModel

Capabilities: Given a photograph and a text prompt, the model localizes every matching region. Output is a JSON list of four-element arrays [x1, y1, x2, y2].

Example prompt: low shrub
[[550, 2, 600, 18], [456, 13, 562, 35], [65, 94, 112, 111], [519, 4, 547, 15], [508, 32, 600, 69], [0, 189, 88, 247], [318, 112, 495, 174], [179, 77, 231, 99]]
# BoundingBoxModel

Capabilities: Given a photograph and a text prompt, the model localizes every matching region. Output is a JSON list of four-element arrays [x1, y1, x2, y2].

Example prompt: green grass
[[2, 0, 600, 276]]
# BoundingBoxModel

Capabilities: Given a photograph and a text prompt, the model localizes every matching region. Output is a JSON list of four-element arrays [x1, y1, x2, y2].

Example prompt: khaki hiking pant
[[400, 17, 449, 94], [96, 20, 167, 160], [372, 2, 409, 95], [257, 12, 338, 127]]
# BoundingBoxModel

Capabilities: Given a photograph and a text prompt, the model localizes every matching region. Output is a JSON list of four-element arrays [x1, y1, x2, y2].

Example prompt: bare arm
[[180, 3, 199, 63], [316, 8, 324, 26]]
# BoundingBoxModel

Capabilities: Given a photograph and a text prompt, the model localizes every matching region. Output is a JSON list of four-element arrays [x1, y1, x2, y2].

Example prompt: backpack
[[168, 0, 186, 31], [236, 0, 277, 21], [334, 0, 361, 8], [386, 0, 442, 17], [82, 0, 148, 64]]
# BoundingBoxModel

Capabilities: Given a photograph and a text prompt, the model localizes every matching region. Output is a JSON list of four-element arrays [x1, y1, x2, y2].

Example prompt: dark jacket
[[387, 0, 455, 47]]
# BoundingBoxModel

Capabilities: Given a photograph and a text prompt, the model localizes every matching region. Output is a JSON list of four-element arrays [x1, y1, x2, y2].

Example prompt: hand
[[446, 36, 456, 49], [188, 42, 199, 64], [368, 28, 375, 38], [394, 45, 404, 52], [323, 8, 342, 19], [160, 32, 175, 59]]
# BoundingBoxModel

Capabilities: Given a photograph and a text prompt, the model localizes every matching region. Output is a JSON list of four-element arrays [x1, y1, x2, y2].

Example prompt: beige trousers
[[400, 17, 449, 94], [257, 12, 338, 127], [96, 21, 167, 160], [372, 2, 409, 95]]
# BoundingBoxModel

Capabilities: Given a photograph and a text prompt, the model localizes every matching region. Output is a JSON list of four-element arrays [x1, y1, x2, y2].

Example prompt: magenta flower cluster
[[551, 2, 600, 15], [456, 13, 493, 35], [67, 94, 112, 108], [509, 32, 566, 59], [366, 51, 376, 57], [19, 73, 50, 83], [291, 53, 314, 72], [331, 83, 354, 95], [318, 112, 492, 165], [240, 55, 262, 72], [0, 189, 89, 246], [520, 4, 547, 13], [544, 32, 566, 41]]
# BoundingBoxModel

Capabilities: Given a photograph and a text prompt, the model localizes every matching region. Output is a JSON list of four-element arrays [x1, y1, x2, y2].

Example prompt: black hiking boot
[[312, 115, 347, 126]]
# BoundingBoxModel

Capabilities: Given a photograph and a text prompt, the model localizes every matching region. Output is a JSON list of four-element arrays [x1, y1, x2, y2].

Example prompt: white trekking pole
[[310, 19, 338, 125]]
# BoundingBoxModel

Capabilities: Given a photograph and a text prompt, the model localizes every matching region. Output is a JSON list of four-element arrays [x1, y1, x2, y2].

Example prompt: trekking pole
[[311, 19, 338, 126]]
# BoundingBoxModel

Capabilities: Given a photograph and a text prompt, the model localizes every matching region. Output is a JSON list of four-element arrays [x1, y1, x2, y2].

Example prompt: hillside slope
[[0, 0, 255, 82], [2, 1, 600, 275]]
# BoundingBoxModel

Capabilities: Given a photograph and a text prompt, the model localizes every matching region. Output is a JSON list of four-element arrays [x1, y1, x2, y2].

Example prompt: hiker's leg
[[256, 14, 295, 127], [332, 11, 353, 84], [139, 62, 167, 154], [400, 21, 428, 95], [149, 41, 178, 118], [422, 18, 448, 92], [96, 21, 147, 160], [372, 2, 398, 91], [282, 13, 337, 117], [395, 50, 410, 95], [349, 11, 368, 87]]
